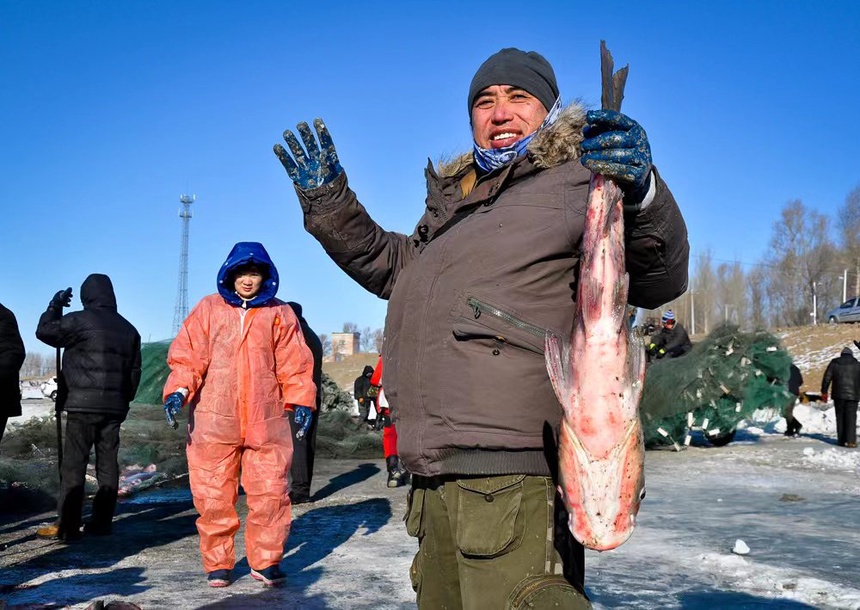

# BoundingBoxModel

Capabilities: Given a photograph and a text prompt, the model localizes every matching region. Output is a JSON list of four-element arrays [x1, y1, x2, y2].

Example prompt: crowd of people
[[0, 44, 855, 608]]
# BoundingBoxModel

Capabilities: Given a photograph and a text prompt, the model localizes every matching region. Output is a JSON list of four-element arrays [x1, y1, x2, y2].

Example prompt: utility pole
[[844, 268, 848, 303], [690, 290, 696, 335], [811, 281, 817, 325], [172, 194, 195, 336]]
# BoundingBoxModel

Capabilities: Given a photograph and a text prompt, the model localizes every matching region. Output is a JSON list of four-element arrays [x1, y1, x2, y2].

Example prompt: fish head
[[559, 418, 646, 551]]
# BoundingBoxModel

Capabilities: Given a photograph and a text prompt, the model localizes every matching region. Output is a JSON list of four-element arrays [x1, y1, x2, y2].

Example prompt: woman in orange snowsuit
[[163, 242, 316, 588]]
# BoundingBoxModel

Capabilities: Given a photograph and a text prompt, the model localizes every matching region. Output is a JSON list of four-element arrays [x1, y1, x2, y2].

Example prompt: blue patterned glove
[[163, 392, 184, 429], [581, 109, 652, 202], [274, 118, 343, 190], [294, 406, 313, 440]]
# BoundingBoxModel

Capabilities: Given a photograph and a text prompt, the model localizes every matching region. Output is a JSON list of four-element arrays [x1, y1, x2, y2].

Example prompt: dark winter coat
[[354, 366, 374, 402], [0, 303, 26, 418], [788, 364, 803, 397], [36, 274, 142, 415], [288, 302, 323, 410], [821, 351, 860, 402], [651, 323, 693, 358], [296, 102, 689, 477]]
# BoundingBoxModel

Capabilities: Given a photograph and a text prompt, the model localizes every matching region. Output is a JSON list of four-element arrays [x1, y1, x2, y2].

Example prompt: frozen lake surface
[[1, 404, 858, 609]]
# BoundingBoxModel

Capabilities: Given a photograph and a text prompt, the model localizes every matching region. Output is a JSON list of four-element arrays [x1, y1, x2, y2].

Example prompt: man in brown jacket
[[275, 48, 689, 609]]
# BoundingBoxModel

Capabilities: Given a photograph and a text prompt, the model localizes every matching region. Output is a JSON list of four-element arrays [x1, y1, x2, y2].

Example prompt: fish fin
[[628, 329, 647, 384], [613, 274, 629, 328], [545, 331, 571, 403]]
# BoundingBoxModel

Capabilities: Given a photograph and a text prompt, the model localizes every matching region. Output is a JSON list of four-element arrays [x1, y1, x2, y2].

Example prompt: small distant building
[[331, 331, 360, 362]]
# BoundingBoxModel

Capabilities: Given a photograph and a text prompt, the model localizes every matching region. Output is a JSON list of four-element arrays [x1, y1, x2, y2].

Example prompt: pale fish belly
[[546, 173, 646, 551]]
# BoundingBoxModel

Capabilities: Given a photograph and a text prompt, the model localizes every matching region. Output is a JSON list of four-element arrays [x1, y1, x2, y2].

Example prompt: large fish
[[544, 43, 647, 552]]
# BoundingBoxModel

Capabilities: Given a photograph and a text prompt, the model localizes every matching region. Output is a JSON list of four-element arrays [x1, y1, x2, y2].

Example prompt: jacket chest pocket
[[451, 295, 552, 356], [456, 475, 526, 557]]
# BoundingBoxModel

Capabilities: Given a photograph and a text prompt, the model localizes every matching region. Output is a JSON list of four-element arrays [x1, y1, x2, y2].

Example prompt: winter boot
[[386, 456, 410, 488]]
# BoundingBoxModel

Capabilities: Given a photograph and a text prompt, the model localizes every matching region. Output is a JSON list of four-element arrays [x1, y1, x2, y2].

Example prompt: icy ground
[[1, 403, 859, 609]]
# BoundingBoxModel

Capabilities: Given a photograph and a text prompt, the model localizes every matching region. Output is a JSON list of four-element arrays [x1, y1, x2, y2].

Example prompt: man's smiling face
[[471, 85, 549, 149]]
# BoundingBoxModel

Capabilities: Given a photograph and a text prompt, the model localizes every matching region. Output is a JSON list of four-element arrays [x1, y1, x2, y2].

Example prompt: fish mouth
[[559, 416, 645, 551]]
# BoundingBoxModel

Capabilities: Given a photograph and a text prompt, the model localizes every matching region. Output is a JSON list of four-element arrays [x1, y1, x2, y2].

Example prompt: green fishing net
[[640, 323, 794, 448]]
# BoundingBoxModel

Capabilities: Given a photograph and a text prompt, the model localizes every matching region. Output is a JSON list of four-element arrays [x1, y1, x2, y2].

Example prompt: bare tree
[[360, 326, 375, 353], [764, 200, 835, 326], [691, 250, 717, 334], [342, 322, 359, 333], [836, 184, 860, 296], [746, 267, 767, 329], [371, 328, 384, 353], [21, 352, 50, 378], [715, 261, 746, 327], [318, 333, 332, 358]]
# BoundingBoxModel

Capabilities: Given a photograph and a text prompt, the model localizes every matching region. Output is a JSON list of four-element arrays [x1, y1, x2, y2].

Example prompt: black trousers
[[0, 415, 7, 444], [834, 399, 858, 446], [57, 412, 125, 533], [288, 408, 319, 501]]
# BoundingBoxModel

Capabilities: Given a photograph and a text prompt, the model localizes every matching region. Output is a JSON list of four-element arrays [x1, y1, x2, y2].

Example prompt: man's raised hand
[[274, 118, 343, 190]]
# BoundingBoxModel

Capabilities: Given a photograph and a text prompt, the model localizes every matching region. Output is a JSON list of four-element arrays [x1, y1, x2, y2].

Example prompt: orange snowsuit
[[165, 242, 316, 573]]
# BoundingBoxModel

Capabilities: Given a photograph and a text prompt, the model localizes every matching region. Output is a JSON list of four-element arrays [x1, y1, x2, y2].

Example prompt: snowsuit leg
[[383, 423, 398, 459], [241, 424, 293, 570], [187, 438, 242, 573]]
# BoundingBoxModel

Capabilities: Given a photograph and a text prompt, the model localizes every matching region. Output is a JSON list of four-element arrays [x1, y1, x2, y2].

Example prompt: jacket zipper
[[466, 297, 549, 341]]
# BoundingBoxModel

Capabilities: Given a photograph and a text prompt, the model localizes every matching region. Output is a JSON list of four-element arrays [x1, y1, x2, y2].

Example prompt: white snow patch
[[698, 551, 860, 608]]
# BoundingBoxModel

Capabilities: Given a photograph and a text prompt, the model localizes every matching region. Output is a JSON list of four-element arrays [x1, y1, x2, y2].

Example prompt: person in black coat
[[0, 303, 26, 444], [286, 302, 323, 504], [353, 365, 374, 428], [821, 346, 860, 448], [35, 274, 142, 540], [784, 363, 804, 436], [647, 310, 692, 360]]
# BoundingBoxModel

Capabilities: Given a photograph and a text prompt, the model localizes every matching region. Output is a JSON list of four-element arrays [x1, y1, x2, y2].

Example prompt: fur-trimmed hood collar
[[438, 100, 586, 178]]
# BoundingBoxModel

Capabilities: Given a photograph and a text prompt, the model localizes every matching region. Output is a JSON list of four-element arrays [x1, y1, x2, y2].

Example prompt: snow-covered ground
[[1, 402, 858, 609]]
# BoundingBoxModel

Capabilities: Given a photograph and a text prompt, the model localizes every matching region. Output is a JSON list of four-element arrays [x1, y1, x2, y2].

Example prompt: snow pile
[[698, 551, 860, 608], [801, 447, 860, 472], [745, 402, 837, 436]]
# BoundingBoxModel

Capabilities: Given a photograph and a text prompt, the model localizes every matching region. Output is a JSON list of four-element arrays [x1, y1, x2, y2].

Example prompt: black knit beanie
[[468, 48, 559, 114]]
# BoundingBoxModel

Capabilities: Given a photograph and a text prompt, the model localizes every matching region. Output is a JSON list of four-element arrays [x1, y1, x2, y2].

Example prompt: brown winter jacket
[[296, 103, 689, 477]]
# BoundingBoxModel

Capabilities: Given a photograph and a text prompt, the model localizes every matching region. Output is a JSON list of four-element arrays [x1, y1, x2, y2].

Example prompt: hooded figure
[[36, 273, 142, 541], [353, 365, 375, 427], [0, 303, 25, 444], [821, 346, 860, 447], [164, 242, 316, 587]]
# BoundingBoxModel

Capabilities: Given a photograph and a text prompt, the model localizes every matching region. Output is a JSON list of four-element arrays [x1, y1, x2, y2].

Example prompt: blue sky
[[2, 1, 858, 356]]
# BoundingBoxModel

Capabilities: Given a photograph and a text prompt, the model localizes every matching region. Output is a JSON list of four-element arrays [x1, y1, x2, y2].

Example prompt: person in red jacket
[[369, 356, 408, 487]]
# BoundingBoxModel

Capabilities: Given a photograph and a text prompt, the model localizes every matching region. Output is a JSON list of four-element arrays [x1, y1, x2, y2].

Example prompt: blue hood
[[217, 242, 279, 307]]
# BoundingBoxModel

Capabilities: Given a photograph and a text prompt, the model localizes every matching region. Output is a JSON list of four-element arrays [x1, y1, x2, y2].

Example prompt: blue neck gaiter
[[472, 96, 563, 173]]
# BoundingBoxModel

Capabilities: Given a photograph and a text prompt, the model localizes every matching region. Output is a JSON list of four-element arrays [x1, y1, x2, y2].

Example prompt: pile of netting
[[640, 323, 795, 449]]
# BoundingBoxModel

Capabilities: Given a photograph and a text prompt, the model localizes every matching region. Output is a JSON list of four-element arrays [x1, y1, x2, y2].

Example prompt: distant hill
[[322, 353, 381, 393], [774, 324, 859, 392]]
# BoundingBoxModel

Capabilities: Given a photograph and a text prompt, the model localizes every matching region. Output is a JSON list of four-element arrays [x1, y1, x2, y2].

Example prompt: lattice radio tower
[[172, 194, 195, 335]]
